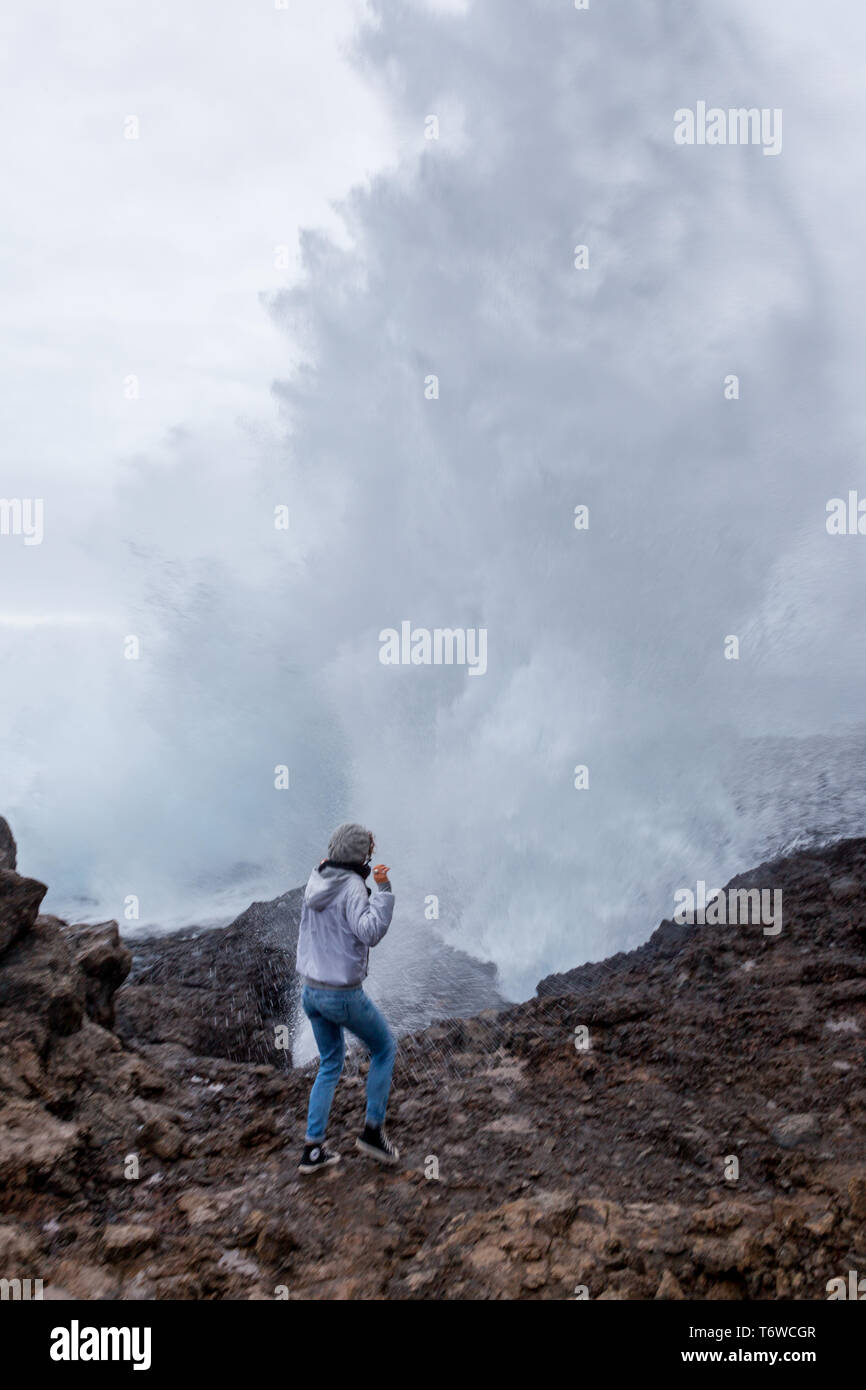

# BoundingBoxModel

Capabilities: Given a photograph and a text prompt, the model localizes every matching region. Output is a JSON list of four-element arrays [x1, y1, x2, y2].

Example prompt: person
[[295, 822, 398, 1174]]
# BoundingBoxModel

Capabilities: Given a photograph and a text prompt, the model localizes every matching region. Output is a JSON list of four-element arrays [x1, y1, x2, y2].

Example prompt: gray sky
[[0, 0, 396, 489]]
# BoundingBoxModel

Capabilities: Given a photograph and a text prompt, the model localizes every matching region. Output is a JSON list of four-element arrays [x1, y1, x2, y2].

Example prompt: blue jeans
[[301, 984, 397, 1143]]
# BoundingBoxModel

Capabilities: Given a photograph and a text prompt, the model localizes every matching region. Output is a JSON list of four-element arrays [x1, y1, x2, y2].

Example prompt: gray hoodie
[[295, 864, 395, 987]]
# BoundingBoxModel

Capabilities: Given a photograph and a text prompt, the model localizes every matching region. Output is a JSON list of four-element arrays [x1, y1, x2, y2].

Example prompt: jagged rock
[[0, 914, 85, 1042], [0, 818, 16, 872], [0, 870, 46, 957], [64, 921, 132, 1028]]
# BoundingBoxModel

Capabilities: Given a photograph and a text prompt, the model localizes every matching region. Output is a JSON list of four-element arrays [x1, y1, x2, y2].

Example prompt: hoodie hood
[[304, 863, 351, 911], [327, 821, 373, 863]]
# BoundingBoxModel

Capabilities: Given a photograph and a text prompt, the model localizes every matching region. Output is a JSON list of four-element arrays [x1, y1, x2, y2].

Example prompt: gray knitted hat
[[327, 822, 373, 864]]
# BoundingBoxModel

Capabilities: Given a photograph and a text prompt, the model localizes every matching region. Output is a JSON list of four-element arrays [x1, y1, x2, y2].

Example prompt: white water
[[3, 1, 866, 1000]]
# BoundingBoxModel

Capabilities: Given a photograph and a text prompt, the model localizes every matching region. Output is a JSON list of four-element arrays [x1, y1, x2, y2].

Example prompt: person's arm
[[373, 862, 391, 892], [345, 874, 394, 946]]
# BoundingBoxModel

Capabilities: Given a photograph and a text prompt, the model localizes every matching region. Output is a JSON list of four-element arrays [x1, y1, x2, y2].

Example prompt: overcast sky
[[0, 0, 398, 494], [2, 0, 864, 489]]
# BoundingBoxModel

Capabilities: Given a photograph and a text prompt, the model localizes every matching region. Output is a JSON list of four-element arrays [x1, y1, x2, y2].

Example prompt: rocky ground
[[0, 816, 864, 1300]]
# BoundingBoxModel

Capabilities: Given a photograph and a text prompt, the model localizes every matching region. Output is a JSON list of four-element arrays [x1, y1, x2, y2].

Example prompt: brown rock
[[103, 1224, 159, 1261], [0, 870, 46, 957], [0, 1099, 80, 1187], [521, 1260, 549, 1290], [50, 1260, 118, 1299], [255, 1219, 300, 1265], [177, 1190, 221, 1227], [848, 1174, 866, 1222], [468, 1240, 509, 1275], [0, 1223, 40, 1265], [655, 1269, 686, 1300], [527, 1188, 580, 1232], [691, 1230, 760, 1276], [139, 1115, 184, 1161], [64, 921, 132, 1027], [0, 914, 86, 1037]]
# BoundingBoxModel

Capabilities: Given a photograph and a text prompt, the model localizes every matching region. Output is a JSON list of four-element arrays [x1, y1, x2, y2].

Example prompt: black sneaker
[[355, 1124, 400, 1166], [298, 1142, 341, 1175]]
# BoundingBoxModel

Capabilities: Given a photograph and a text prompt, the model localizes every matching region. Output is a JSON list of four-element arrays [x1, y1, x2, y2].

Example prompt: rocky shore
[[0, 818, 863, 1300]]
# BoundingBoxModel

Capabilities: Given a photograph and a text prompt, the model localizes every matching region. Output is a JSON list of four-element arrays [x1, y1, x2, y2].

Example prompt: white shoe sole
[[298, 1153, 342, 1175], [355, 1137, 400, 1166]]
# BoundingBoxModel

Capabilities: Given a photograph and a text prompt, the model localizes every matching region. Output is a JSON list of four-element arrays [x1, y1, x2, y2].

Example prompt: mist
[[3, 0, 866, 999]]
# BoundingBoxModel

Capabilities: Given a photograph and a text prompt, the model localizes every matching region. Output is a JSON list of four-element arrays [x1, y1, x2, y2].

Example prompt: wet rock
[[771, 1114, 822, 1150], [115, 891, 303, 1065], [115, 887, 504, 1064]]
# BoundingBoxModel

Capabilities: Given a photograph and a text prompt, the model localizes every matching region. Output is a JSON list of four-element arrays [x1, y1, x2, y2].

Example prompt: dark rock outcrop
[[0, 817, 16, 872], [0, 868, 46, 957], [114, 890, 303, 1065], [66, 922, 133, 1029], [114, 888, 505, 1065]]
